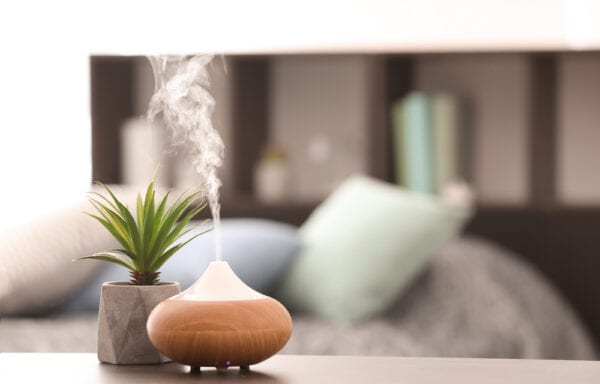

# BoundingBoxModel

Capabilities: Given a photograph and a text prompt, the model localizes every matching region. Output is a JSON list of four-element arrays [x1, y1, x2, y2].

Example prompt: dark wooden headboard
[[466, 206, 600, 347], [218, 200, 600, 347]]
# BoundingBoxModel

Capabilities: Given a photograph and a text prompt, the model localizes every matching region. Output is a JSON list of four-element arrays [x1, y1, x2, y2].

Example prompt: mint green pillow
[[276, 175, 470, 323]]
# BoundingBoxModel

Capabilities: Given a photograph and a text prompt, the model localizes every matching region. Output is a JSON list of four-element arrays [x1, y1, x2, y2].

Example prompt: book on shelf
[[392, 93, 433, 193], [391, 92, 470, 194]]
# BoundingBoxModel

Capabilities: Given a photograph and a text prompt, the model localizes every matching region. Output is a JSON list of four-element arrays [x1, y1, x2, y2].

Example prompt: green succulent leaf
[[150, 229, 208, 271], [75, 251, 136, 271], [77, 177, 211, 285]]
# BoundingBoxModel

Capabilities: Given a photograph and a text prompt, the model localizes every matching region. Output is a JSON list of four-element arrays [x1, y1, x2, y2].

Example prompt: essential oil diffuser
[[146, 261, 292, 372]]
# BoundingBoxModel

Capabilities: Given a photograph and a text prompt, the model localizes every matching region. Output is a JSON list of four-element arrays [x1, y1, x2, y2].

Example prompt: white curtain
[[0, 4, 91, 232]]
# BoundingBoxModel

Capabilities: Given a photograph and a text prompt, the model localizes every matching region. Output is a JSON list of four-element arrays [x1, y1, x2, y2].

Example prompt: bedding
[[0, 182, 299, 315], [277, 175, 470, 323], [0, 186, 138, 316], [60, 218, 299, 313], [1, 236, 595, 360]]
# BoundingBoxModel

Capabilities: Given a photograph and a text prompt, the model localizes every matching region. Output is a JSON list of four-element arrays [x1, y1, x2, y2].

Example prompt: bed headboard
[[218, 201, 600, 348], [466, 206, 600, 348], [90, 54, 600, 351]]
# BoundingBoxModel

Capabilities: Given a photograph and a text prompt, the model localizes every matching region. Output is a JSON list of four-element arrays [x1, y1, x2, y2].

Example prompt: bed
[[0, 236, 595, 360], [0, 180, 597, 359]]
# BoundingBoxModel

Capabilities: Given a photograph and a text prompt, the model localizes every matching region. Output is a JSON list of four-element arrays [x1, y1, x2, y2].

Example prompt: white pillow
[[0, 186, 137, 316]]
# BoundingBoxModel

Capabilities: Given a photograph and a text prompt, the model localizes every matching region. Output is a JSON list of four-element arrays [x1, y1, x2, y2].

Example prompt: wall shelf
[[90, 50, 600, 346], [90, 51, 600, 207]]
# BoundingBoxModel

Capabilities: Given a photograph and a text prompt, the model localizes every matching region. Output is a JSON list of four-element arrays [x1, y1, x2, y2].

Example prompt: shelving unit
[[208, 52, 575, 294], [89, 52, 575, 211], [90, 50, 600, 346], [224, 53, 562, 217], [89, 52, 593, 217]]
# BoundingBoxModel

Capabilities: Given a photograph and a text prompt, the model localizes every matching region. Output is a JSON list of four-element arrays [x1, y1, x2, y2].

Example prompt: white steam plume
[[147, 55, 225, 261]]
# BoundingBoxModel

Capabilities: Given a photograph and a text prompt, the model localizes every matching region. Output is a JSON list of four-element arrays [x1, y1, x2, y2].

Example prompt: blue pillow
[[60, 218, 300, 313]]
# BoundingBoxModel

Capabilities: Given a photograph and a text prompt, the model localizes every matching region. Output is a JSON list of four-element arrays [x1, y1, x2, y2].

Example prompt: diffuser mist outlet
[[146, 261, 293, 373]]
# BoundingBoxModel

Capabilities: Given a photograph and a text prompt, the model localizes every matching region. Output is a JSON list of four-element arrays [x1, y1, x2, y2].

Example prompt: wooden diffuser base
[[147, 297, 292, 370], [146, 261, 292, 371]]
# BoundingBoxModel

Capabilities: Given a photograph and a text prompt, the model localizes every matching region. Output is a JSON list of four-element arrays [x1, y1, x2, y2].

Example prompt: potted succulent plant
[[77, 178, 209, 365]]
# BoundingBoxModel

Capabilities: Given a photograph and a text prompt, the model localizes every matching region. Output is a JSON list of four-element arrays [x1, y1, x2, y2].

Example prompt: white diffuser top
[[174, 261, 266, 301]]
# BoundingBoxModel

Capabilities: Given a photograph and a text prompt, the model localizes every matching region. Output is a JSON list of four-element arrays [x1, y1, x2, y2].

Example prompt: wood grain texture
[[147, 297, 292, 369]]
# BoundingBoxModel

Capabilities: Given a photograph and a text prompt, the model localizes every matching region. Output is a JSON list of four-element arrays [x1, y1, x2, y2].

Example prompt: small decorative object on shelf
[[147, 260, 293, 373], [254, 144, 289, 204], [120, 117, 169, 188], [76, 177, 209, 365]]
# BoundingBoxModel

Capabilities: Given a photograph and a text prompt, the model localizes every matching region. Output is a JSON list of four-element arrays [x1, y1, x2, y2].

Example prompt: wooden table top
[[1, 353, 599, 383]]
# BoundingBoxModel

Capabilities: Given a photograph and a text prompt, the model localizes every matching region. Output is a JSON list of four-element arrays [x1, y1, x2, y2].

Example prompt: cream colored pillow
[[0, 186, 137, 316]]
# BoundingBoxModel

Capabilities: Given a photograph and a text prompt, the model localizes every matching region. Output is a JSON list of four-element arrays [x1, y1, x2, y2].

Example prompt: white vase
[[120, 118, 169, 187], [254, 160, 288, 204]]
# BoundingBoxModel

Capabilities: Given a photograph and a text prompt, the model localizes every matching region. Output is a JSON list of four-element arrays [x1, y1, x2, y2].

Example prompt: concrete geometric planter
[[97, 282, 180, 365]]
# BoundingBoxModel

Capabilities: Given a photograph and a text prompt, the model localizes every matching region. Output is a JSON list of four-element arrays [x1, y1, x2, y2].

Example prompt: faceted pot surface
[[97, 282, 180, 365]]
